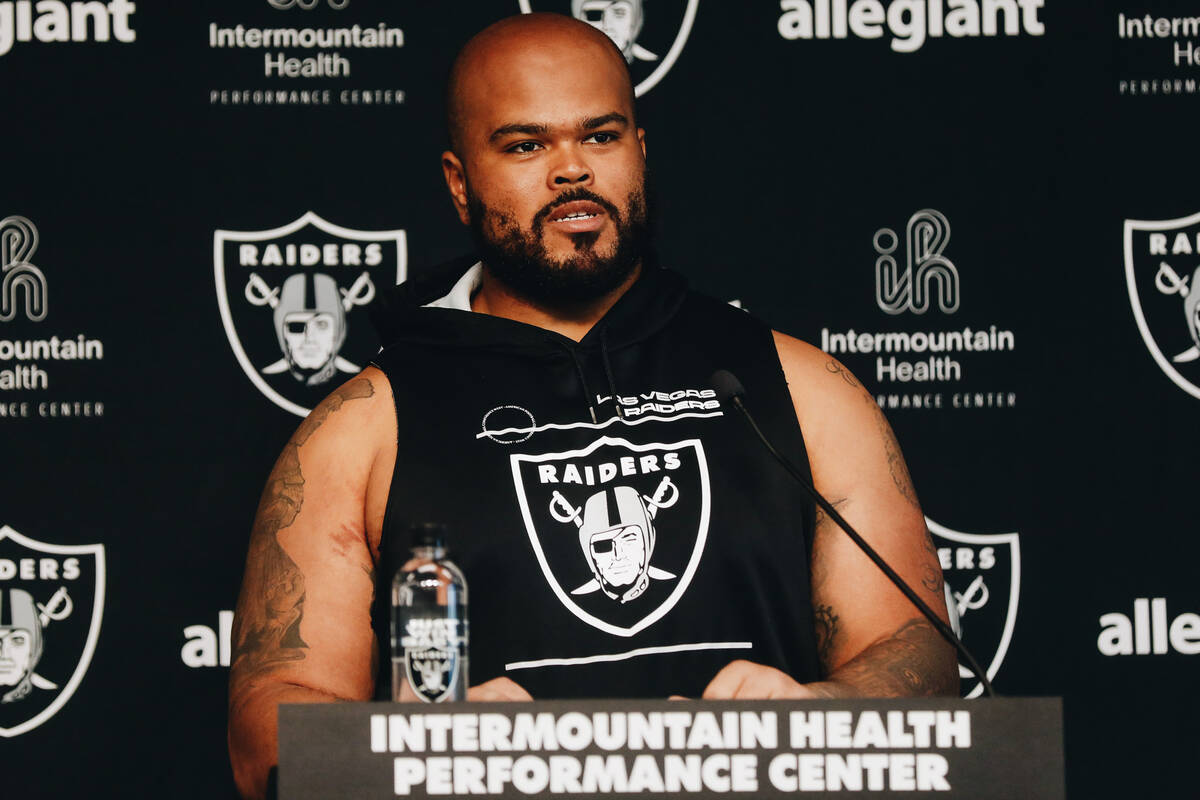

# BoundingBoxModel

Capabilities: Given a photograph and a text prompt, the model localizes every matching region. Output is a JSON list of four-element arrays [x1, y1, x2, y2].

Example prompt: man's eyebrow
[[489, 122, 551, 143], [582, 112, 629, 130], [488, 114, 630, 143]]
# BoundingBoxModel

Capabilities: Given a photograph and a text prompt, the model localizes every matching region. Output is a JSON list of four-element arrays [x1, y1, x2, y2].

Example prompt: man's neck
[[470, 263, 642, 342]]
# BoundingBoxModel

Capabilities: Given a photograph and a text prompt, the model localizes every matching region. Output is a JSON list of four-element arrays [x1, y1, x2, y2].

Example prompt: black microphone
[[710, 369, 996, 698]]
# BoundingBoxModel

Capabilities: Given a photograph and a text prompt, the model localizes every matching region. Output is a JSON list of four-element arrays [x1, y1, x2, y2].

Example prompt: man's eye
[[586, 132, 618, 145], [508, 141, 542, 154]]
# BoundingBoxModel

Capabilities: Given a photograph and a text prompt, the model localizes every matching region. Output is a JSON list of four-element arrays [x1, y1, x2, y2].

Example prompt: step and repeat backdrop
[[0, 1, 1196, 797]]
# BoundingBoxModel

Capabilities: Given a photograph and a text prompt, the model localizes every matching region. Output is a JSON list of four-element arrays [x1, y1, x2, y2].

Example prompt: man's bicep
[[773, 334, 947, 673], [229, 375, 383, 706], [808, 487, 943, 674]]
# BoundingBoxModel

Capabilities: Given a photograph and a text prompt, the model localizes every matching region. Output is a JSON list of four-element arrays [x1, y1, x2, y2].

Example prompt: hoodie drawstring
[[556, 340, 599, 423], [599, 327, 624, 420], [554, 332, 623, 423]]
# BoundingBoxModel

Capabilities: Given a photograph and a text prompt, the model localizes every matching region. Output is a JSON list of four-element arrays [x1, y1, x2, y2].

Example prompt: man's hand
[[700, 660, 822, 699], [395, 676, 533, 702], [469, 677, 534, 702]]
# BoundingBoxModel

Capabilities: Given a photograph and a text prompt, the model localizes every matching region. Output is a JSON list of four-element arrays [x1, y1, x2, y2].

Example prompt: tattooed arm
[[228, 371, 395, 800], [701, 334, 956, 700]]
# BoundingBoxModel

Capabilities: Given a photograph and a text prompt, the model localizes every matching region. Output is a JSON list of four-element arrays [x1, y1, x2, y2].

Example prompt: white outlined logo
[[875, 209, 960, 315], [267, 0, 350, 9], [511, 436, 709, 636], [928, 517, 1019, 698], [517, 0, 699, 96], [0, 216, 47, 322], [0, 525, 105, 737], [214, 212, 406, 417], [1124, 211, 1200, 399]]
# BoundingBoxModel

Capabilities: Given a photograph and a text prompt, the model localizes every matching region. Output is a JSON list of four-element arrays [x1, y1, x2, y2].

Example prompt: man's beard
[[466, 179, 651, 307]]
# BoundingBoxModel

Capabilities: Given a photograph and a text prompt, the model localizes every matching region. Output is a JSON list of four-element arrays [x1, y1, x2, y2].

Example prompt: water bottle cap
[[409, 522, 447, 550]]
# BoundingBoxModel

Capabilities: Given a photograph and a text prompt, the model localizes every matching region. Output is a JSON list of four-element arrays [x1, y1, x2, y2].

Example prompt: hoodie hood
[[369, 255, 688, 358]]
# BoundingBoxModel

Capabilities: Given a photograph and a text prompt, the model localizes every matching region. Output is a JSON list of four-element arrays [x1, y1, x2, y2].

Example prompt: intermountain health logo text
[[819, 209, 1017, 411]]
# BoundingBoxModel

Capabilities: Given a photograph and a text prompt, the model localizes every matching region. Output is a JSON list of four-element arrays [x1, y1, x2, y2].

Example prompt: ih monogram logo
[[874, 209, 960, 315], [0, 216, 47, 323]]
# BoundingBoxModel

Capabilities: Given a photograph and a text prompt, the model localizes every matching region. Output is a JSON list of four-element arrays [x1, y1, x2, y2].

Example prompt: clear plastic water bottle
[[391, 523, 468, 702]]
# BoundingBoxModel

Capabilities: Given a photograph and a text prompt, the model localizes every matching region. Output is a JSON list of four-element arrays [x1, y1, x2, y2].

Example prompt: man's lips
[[546, 200, 608, 233]]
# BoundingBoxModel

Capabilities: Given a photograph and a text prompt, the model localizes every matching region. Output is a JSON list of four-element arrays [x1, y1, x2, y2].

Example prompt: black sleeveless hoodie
[[368, 259, 820, 699]]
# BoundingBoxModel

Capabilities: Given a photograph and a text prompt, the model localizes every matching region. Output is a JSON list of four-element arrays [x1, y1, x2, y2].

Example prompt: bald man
[[228, 13, 956, 799]]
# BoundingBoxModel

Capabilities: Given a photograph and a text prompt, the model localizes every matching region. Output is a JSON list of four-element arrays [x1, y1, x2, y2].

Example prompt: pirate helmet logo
[[0, 589, 47, 703], [1124, 211, 1200, 398], [268, 273, 351, 386], [511, 436, 710, 636], [215, 212, 406, 416], [551, 479, 679, 603], [517, 0, 699, 96], [0, 525, 104, 737]]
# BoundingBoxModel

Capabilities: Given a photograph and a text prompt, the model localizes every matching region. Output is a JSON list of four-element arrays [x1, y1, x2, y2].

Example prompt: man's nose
[[548, 144, 593, 189]]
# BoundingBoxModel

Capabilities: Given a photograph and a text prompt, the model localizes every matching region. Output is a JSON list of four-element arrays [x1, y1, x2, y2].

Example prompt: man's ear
[[441, 151, 471, 225], [637, 128, 646, 159]]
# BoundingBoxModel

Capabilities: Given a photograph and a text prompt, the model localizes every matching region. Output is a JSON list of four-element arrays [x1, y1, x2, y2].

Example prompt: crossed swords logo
[[1154, 261, 1200, 364], [19, 587, 72, 693], [549, 475, 679, 598], [952, 575, 988, 621], [243, 270, 375, 375]]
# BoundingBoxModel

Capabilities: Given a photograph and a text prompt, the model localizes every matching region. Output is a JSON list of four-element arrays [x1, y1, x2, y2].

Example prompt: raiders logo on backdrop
[[1124, 211, 1200, 399], [927, 517, 1019, 699], [511, 436, 710, 636], [214, 212, 406, 417], [0, 525, 104, 737], [517, 0, 699, 96]]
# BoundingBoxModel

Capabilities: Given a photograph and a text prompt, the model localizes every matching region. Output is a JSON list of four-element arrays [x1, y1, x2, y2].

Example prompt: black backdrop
[[1, 1, 1197, 796]]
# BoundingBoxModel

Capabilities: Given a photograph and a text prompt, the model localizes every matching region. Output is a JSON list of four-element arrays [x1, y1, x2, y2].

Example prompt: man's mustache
[[532, 188, 622, 230]]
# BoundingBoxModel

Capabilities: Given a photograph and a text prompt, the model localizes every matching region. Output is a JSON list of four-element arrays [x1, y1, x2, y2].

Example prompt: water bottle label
[[399, 618, 465, 703]]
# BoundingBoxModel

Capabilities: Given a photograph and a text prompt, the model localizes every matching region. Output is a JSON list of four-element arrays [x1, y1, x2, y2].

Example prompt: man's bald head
[[445, 13, 636, 155]]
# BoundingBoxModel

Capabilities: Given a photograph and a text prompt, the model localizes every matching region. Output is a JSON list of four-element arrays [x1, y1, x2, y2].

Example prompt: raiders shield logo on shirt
[[510, 436, 711, 637], [927, 517, 1020, 699], [1124, 211, 1200, 399], [0, 525, 105, 738], [516, 0, 699, 96], [214, 212, 406, 417]]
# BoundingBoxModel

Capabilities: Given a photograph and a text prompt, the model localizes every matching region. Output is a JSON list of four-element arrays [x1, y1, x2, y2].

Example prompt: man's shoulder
[[296, 367, 396, 452]]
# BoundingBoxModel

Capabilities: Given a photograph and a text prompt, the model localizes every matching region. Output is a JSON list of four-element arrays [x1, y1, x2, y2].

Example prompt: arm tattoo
[[230, 378, 375, 686], [809, 618, 959, 698], [873, 406, 921, 511], [813, 604, 840, 675], [921, 528, 943, 595], [824, 360, 859, 387], [810, 497, 849, 672]]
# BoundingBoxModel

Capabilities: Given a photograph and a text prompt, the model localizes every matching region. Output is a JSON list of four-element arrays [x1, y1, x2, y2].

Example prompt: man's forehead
[[467, 63, 630, 129], [453, 21, 634, 141]]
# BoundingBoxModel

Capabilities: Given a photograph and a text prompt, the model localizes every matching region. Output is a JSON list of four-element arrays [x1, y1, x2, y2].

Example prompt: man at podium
[[227, 12, 957, 800]]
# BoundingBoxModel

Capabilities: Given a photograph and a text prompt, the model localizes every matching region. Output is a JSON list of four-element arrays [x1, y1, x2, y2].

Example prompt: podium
[[278, 698, 1063, 798]]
